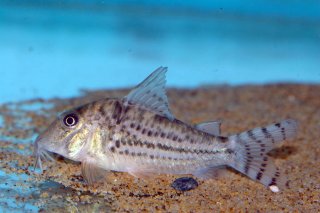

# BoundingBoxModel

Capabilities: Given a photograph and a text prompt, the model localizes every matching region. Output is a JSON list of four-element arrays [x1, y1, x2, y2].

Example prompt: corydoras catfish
[[34, 67, 298, 192]]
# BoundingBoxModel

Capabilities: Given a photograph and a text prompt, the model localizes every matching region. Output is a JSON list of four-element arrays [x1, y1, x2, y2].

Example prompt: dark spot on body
[[155, 115, 165, 123], [269, 178, 277, 186], [217, 136, 229, 143], [247, 130, 257, 141], [112, 101, 123, 124], [98, 104, 107, 117], [124, 105, 131, 114], [146, 142, 155, 149], [121, 139, 127, 146], [157, 143, 168, 151], [115, 140, 120, 148], [244, 164, 250, 174], [256, 172, 263, 180], [225, 149, 234, 154], [281, 127, 286, 140], [261, 127, 271, 139]]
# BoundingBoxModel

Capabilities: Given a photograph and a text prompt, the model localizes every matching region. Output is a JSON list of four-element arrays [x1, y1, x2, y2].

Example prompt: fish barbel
[[34, 67, 298, 192]]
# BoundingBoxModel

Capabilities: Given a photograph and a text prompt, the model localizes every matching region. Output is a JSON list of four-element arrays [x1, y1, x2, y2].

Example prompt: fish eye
[[63, 113, 79, 127]]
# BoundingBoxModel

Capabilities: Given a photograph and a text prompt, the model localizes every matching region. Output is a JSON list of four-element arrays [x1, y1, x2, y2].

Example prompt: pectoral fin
[[81, 161, 106, 185], [127, 167, 157, 179]]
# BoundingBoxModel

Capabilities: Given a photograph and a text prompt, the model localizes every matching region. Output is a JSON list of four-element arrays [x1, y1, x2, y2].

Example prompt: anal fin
[[81, 161, 107, 185], [193, 166, 228, 180]]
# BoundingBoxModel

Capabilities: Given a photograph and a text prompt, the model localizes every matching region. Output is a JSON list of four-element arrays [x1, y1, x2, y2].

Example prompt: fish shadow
[[268, 145, 298, 159]]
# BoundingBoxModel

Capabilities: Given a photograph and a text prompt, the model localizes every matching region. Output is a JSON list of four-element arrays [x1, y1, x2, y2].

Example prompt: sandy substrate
[[0, 84, 319, 212]]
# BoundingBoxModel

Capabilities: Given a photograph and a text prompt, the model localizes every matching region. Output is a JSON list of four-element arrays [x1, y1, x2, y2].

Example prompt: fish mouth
[[34, 137, 55, 172]]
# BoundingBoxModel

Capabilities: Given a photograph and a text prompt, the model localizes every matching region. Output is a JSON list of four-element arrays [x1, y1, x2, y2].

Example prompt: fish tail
[[228, 119, 298, 192]]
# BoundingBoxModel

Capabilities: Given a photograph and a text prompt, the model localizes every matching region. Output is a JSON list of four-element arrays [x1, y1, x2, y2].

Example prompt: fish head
[[34, 105, 93, 170]]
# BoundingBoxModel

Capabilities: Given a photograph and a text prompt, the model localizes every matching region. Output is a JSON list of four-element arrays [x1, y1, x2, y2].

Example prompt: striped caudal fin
[[228, 119, 298, 192]]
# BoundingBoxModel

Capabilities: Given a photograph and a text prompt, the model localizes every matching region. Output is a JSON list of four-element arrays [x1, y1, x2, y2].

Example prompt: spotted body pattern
[[34, 67, 298, 192]]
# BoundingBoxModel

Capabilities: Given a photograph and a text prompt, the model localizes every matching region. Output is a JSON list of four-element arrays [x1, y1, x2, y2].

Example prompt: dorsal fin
[[123, 67, 174, 120], [195, 121, 222, 136]]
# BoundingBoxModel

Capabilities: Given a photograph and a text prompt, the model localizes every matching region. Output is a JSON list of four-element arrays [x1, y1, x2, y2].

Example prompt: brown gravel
[[0, 84, 319, 212]]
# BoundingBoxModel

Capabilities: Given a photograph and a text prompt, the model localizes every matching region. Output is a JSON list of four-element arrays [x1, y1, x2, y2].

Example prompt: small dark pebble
[[171, 177, 199, 191]]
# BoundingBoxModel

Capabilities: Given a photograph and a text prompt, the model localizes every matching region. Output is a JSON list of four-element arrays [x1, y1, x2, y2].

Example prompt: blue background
[[0, 1, 320, 211], [0, 0, 319, 103]]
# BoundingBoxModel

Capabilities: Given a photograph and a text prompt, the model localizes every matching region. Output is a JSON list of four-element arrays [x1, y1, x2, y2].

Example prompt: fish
[[34, 67, 298, 192]]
